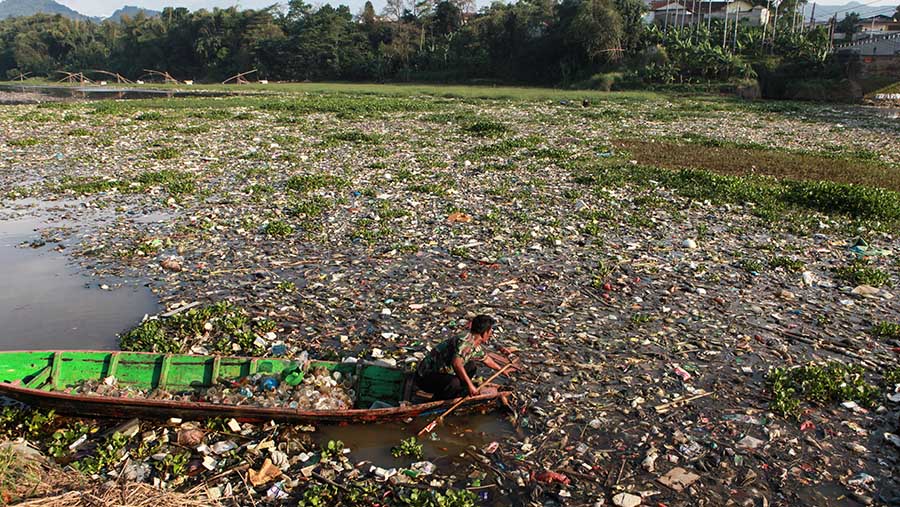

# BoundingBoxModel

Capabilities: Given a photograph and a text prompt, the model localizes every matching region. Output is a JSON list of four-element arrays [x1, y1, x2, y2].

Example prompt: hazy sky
[[57, 0, 900, 18], [59, 0, 363, 17]]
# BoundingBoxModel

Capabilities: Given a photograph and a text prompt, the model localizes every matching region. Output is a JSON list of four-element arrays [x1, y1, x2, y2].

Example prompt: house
[[856, 14, 900, 34], [646, 0, 769, 27]]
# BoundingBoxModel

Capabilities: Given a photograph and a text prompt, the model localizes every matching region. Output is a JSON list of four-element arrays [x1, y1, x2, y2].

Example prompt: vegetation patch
[[886, 368, 900, 386], [287, 196, 333, 218], [56, 176, 120, 195], [134, 111, 164, 121], [833, 259, 891, 287], [120, 302, 268, 355], [767, 362, 881, 419], [407, 182, 450, 197], [575, 161, 900, 227], [618, 139, 900, 192], [870, 322, 900, 340], [264, 220, 294, 238], [0, 445, 47, 503], [137, 169, 196, 196], [768, 256, 805, 272], [391, 437, 424, 459], [328, 130, 382, 144], [464, 120, 510, 137], [149, 147, 181, 160], [8, 137, 41, 147], [0, 407, 57, 441], [260, 95, 431, 118], [286, 174, 349, 193]]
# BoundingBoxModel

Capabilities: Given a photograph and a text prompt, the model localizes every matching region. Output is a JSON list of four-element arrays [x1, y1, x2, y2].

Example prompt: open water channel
[[0, 200, 160, 350]]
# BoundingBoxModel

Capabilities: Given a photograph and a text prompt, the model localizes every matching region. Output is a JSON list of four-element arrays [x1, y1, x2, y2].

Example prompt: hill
[[812, 2, 898, 22], [0, 0, 92, 20], [107, 6, 161, 22]]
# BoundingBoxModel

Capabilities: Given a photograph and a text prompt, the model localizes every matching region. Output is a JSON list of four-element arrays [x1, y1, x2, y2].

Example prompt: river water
[[0, 201, 159, 350], [0, 84, 231, 104]]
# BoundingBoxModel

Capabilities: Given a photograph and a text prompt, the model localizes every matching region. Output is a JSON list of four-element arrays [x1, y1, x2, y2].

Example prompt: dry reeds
[[13, 483, 217, 507]]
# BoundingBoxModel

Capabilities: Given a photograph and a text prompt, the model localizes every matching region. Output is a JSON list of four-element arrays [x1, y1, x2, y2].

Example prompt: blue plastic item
[[259, 376, 280, 391]]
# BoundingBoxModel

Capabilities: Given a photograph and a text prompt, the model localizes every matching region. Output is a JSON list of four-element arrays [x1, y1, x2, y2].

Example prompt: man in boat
[[414, 314, 515, 400]]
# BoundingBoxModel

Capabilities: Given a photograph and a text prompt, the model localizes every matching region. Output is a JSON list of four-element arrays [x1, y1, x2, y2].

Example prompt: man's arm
[[482, 353, 520, 375], [482, 354, 505, 372], [452, 356, 479, 396]]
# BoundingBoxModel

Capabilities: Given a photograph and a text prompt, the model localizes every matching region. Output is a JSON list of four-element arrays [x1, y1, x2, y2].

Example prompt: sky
[[57, 0, 899, 18], [59, 0, 360, 17]]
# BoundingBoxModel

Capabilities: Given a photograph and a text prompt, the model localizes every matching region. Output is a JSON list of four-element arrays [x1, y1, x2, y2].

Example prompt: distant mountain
[[0, 0, 93, 20], [808, 2, 898, 22], [107, 5, 161, 22]]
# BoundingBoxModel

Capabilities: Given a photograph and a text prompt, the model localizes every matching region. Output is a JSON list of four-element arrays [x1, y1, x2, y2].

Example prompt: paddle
[[416, 363, 514, 437]]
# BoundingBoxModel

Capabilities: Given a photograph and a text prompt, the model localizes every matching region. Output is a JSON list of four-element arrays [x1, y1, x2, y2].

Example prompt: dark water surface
[[0, 84, 230, 102], [0, 204, 159, 350]]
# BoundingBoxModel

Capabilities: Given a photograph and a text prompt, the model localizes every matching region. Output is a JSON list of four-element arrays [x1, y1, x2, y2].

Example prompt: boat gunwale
[[0, 350, 506, 419]]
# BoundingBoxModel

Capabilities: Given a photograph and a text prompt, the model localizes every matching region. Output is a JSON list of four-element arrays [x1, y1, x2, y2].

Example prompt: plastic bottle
[[259, 376, 280, 391]]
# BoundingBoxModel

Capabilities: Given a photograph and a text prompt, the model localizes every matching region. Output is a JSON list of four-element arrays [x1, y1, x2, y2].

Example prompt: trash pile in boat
[[62, 366, 357, 410]]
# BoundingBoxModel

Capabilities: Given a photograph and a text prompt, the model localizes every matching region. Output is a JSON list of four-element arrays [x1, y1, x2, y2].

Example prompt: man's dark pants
[[415, 361, 477, 400]]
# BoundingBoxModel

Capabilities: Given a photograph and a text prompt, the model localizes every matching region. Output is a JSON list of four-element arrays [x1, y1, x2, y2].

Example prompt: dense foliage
[[0, 0, 839, 88]]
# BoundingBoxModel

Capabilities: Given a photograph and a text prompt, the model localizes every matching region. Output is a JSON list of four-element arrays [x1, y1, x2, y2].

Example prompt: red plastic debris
[[531, 470, 571, 486]]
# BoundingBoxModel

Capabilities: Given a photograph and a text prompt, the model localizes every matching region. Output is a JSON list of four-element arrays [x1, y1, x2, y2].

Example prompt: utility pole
[[828, 14, 835, 49], [792, 2, 798, 34], [664, 2, 671, 33], [723, 0, 730, 48], [808, 1, 815, 30], [733, 2, 739, 51], [772, 0, 779, 43], [692, 0, 698, 34]]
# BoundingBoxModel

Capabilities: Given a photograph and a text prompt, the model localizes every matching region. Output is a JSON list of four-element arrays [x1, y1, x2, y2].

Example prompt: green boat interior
[[0, 351, 417, 410]]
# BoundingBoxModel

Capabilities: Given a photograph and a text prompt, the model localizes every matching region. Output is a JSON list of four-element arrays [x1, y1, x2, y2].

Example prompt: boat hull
[[0, 350, 506, 424], [0, 383, 503, 423]]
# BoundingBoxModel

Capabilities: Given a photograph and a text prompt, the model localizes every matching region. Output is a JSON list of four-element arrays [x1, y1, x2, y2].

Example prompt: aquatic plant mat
[[1, 84, 899, 506]]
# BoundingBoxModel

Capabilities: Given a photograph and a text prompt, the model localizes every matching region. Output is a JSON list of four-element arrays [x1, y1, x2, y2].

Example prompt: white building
[[646, 0, 770, 27]]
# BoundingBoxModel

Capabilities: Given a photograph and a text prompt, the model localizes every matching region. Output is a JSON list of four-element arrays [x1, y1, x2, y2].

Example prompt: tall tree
[[836, 11, 860, 41], [362, 1, 377, 25], [383, 0, 407, 21]]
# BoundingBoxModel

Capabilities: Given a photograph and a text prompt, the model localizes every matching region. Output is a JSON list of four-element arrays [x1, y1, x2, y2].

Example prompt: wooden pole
[[723, 0, 730, 48], [416, 363, 513, 437]]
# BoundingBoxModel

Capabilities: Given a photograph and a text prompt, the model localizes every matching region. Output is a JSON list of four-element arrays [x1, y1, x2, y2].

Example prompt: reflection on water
[[0, 213, 159, 350], [0, 84, 229, 102], [317, 412, 516, 504], [318, 413, 513, 465]]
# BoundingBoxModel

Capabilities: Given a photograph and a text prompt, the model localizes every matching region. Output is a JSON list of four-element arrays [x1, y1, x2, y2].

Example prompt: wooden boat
[[0, 350, 507, 424]]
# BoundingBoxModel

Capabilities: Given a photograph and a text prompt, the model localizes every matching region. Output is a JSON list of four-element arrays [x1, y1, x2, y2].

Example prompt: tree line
[[0, 0, 839, 89]]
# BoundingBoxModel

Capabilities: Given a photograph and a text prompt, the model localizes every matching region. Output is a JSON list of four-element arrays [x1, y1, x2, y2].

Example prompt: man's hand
[[485, 353, 521, 375], [478, 384, 499, 396], [498, 346, 517, 356]]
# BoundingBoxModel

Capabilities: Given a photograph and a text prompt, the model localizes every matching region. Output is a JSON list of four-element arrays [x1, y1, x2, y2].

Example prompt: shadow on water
[[0, 204, 159, 350]]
